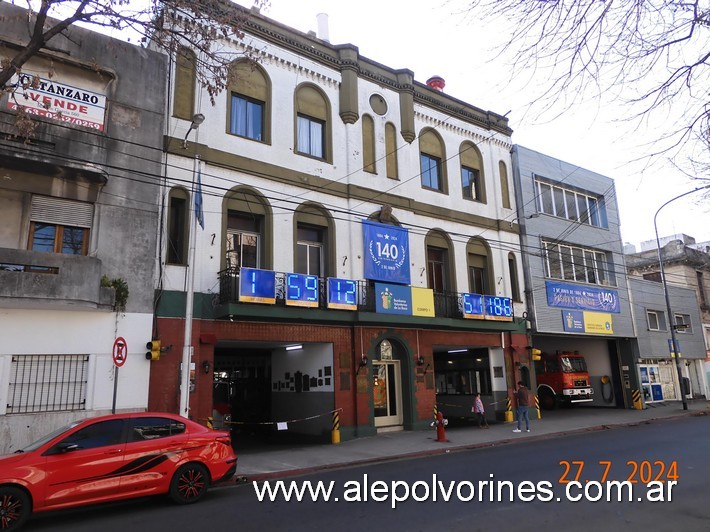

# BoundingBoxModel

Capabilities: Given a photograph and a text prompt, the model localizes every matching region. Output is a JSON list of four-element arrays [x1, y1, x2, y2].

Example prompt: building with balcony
[[0, 3, 166, 450], [511, 145, 637, 410], [150, 5, 527, 440]]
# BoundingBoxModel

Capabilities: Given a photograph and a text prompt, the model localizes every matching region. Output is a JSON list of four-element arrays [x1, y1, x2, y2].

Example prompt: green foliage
[[101, 275, 129, 313]]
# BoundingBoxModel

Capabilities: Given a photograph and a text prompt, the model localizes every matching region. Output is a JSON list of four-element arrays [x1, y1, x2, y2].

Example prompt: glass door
[[373, 361, 403, 428]]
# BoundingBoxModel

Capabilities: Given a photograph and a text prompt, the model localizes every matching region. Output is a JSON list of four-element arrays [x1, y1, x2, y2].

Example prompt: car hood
[[0, 452, 30, 465]]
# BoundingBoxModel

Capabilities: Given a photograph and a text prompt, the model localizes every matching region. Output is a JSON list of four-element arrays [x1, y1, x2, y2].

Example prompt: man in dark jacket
[[513, 381, 530, 433]]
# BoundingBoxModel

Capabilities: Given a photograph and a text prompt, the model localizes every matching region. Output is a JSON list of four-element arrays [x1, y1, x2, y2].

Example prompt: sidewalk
[[235, 400, 709, 481]]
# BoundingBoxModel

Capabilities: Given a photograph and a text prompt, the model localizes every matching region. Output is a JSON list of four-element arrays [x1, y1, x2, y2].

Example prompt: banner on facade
[[546, 281, 620, 313], [374, 283, 435, 317], [8, 74, 107, 131], [362, 220, 410, 285], [562, 310, 613, 334]]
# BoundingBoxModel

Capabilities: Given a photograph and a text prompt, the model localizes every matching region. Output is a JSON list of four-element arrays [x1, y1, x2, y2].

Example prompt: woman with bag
[[472, 392, 489, 428]]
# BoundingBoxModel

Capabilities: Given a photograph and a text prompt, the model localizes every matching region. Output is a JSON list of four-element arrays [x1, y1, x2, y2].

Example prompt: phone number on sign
[[559, 460, 679, 484]]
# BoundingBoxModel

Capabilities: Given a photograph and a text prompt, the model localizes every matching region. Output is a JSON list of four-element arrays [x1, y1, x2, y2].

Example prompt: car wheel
[[0, 486, 31, 531], [169, 463, 210, 505], [539, 390, 557, 411]]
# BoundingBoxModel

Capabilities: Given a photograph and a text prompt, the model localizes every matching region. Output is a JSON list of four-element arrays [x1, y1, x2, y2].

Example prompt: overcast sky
[[238, 0, 710, 249]]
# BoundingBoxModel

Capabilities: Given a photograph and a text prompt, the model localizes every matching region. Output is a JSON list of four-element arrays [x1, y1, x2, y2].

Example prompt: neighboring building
[[627, 278, 706, 402], [626, 237, 710, 397], [150, 5, 527, 441], [511, 145, 637, 409], [0, 4, 166, 451]]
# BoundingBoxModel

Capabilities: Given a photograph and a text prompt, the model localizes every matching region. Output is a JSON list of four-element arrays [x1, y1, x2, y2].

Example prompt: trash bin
[[682, 377, 691, 397]]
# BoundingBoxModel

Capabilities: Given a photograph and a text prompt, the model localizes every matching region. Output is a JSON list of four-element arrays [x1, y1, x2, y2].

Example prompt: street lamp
[[653, 184, 710, 411], [179, 113, 206, 418]]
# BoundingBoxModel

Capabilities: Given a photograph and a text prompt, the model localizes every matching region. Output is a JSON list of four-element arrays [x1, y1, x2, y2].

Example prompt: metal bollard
[[505, 395, 513, 423], [534, 395, 541, 419], [632, 389, 643, 410], [331, 410, 341, 445]]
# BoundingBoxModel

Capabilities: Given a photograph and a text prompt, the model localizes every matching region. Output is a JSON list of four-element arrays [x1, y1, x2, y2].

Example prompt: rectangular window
[[230, 94, 264, 141], [697, 271, 707, 308], [167, 195, 187, 264], [427, 246, 448, 292], [297, 114, 324, 158], [29, 222, 89, 255], [674, 314, 691, 333], [7, 355, 88, 413], [461, 166, 480, 200], [297, 225, 324, 277], [647, 310, 666, 331], [469, 266, 487, 294], [226, 212, 261, 269], [534, 178, 606, 228], [421, 153, 442, 191], [543, 240, 614, 286]]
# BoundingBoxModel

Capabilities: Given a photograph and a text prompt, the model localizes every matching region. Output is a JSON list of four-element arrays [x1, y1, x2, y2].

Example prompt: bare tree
[[0, 0, 268, 134], [466, 0, 710, 174]]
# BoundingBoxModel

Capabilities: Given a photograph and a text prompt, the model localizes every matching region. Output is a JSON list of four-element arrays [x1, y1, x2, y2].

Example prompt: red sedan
[[0, 412, 237, 530]]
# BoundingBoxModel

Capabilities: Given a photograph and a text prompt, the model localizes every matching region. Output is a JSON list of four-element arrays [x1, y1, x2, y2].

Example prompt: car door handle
[[104, 449, 123, 455]]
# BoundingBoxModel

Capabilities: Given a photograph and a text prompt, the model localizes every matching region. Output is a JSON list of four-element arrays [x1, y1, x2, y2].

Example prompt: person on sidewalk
[[513, 381, 530, 433], [472, 392, 489, 428]]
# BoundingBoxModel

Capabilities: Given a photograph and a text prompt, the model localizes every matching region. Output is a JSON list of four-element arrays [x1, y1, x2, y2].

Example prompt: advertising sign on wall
[[546, 281, 620, 313], [362, 220, 410, 285], [374, 284, 435, 317], [8, 74, 107, 131], [562, 310, 613, 334]]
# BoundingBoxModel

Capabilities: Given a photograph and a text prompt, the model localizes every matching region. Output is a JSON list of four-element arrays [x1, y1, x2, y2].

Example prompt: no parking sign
[[113, 337, 128, 367]]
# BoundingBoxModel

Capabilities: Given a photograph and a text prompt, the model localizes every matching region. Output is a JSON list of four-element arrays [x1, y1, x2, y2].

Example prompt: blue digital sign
[[484, 296, 513, 321], [327, 277, 358, 310], [285, 273, 319, 308], [239, 267, 276, 304], [462, 293, 485, 319], [462, 293, 513, 321]]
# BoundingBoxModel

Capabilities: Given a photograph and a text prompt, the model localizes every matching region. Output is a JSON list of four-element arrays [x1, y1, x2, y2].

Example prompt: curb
[[235, 410, 706, 483]]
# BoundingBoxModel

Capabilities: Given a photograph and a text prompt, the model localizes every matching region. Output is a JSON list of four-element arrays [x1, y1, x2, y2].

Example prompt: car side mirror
[[57, 442, 79, 453]]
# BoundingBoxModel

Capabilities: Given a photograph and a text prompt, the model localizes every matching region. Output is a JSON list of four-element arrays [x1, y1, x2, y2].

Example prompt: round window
[[369, 94, 388, 116]]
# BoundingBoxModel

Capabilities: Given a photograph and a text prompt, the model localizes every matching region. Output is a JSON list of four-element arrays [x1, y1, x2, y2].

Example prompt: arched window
[[294, 203, 335, 278], [499, 160, 511, 209], [227, 60, 271, 143], [173, 46, 196, 121], [222, 188, 272, 271], [294, 84, 332, 162], [362, 114, 376, 173], [466, 238, 493, 295], [508, 252, 521, 301], [167, 187, 189, 265], [419, 128, 447, 193], [385, 122, 398, 179], [425, 230, 456, 293], [460, 142, 485, 203]]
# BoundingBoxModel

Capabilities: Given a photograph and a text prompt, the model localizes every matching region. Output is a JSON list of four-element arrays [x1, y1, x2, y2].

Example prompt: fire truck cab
[[534, 351, 594, 410]]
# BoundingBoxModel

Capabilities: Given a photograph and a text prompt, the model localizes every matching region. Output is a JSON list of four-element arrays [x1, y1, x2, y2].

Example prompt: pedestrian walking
[[472, 392, 489, 428], [513, 381, 530, 433]]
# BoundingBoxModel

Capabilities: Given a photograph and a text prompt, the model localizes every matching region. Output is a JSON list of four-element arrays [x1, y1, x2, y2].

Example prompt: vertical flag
[[194, 166, 204, 229]]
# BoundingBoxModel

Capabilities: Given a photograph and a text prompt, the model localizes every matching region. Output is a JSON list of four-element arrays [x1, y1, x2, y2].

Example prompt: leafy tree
[[0, 0, 268, 134], [466, 0, 710, 173]]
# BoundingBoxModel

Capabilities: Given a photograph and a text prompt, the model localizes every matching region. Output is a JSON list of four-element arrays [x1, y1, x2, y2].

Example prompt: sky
[[237, 0, 710, 250]]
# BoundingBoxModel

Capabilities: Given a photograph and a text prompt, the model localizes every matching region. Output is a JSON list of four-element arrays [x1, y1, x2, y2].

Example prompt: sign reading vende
[[8, 74, 107, 131]]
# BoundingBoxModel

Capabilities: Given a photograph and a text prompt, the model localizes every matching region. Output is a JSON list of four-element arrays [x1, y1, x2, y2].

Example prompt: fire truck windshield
[[560, 356, 587, 373]]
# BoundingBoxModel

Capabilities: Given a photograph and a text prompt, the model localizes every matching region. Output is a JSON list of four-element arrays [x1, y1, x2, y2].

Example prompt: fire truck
[[534, 351, 594, 409]]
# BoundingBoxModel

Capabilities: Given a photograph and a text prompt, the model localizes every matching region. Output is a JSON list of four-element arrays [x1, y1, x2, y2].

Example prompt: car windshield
[[20, 421, 82, 452], [560, 357, 587, 373]]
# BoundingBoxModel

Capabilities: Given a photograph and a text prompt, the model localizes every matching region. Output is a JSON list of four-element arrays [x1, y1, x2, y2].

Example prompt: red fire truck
[[534, 351, 594, 409]]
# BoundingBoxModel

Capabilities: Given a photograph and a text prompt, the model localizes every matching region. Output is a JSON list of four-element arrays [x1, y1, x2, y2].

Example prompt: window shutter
[[31, 196, 93, 228]]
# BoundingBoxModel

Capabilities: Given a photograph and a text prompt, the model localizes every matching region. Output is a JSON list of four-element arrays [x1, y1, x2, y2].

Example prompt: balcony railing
[[218, 267, 472, 320]]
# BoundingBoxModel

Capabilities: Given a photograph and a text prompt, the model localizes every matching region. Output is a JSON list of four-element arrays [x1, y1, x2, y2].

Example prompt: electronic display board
[[239, 267, 276, 304], [285, 273, 319, 308], [327, 277, 358, 310]]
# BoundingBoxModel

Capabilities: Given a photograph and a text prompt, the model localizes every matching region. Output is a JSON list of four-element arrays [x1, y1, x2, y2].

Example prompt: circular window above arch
[[369, 94, 388, 116]]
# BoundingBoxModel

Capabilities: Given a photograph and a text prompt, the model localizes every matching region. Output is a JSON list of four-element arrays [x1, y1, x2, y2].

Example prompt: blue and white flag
[[194, 167, 204, 229]]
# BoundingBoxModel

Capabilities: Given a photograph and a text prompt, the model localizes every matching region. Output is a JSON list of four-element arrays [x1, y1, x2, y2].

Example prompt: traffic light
[[146, 340, 161, 361], [531, 348, 542, 361]]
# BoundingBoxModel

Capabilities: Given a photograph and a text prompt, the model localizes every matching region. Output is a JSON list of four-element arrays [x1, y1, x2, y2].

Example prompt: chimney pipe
[[317, 13, 330, 42]]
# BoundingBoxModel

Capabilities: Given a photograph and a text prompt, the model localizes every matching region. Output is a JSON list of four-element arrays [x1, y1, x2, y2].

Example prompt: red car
[[0, 412, 237, 530]]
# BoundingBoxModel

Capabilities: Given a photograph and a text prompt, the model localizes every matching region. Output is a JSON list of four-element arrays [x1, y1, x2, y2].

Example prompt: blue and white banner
[[362, 220, 410, 285], [546, 281, 620, 313]]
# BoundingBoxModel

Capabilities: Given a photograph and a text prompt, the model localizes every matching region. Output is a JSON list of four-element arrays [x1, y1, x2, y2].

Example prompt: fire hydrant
[[430, 411, 448, 442]]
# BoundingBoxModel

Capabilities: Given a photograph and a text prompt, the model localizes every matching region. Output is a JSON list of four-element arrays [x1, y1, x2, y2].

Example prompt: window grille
[[7, 355, 88, 414]]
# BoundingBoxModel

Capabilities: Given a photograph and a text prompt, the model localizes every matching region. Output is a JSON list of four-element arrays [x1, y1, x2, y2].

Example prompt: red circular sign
[[113, 337, 128, 367]]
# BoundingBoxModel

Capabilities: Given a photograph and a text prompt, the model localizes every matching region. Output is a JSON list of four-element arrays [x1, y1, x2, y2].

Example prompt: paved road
[[26, 416, 709, 532]]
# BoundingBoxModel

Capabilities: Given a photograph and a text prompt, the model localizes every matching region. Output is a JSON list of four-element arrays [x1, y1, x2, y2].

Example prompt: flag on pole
[[194, 166, 204, 230]]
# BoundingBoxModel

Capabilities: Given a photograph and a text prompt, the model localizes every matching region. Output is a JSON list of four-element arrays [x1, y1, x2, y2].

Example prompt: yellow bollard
[[534, 395, 541, 419], [331, 410, 341, 445], [504, 396, 513, 423], [632, 389, 643, 410], [206, 417, 214, 429]]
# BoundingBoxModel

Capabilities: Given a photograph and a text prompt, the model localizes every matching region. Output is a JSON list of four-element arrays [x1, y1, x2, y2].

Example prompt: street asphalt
[[233, 399, 709, 481]]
